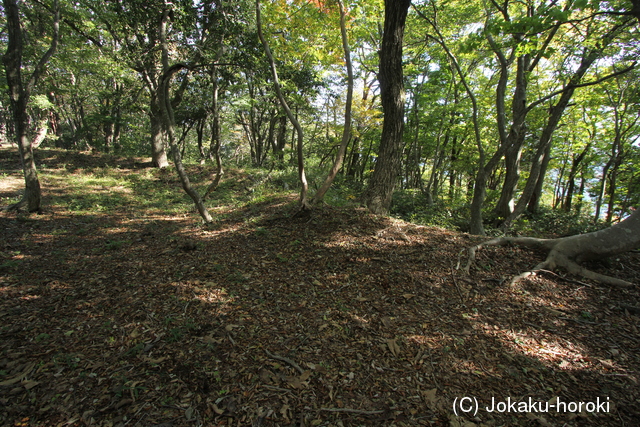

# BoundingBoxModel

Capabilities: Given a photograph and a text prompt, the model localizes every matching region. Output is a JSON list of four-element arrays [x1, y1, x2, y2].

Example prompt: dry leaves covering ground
[[1, 147, 640, 427]]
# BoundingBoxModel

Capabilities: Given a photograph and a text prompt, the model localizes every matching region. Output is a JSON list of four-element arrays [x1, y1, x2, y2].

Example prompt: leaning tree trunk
[[361, 0, 411, 214], [159, 64, 213, 223], [2, 0, 59, 212], [312, 0, 353, 205], [465, 207, 640, 288], [256, 0, 309, 209]]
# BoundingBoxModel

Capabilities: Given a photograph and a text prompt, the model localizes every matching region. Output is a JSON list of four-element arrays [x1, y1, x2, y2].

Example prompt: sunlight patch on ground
[[0, 172, 23, 200], [481, 322, 592, 369], [183, 281, 235, 305]]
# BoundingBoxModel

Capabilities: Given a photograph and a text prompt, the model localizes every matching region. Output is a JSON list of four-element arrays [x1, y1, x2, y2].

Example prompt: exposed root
[[508, 261, 551, 286], [463, 236, 554, 275], [3, 199, 37, 213], [291, 200, 313, 219], [464, 235, 636, 288], [557, 254, 635, 288]]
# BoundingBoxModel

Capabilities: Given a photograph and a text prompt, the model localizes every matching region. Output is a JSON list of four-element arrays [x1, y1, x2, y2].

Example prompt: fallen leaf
[[423, 388, 438, 408], [22, 380, 39, 390], [386, 339, 401, 357], [185, 406, 195, 421]]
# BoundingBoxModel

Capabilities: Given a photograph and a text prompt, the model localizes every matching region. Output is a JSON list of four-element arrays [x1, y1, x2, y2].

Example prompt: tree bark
[[562, 142, 590, 212], [2, 0, 59, 212], [159, 64, 213, 223], [501, 45, 605, 228], [494, 54, 529, 220], [256, 0, 309, 209], [203, 78, 224, 199], [150, 104, 169, 168], [312, 0, 353, 204], [361, 0, 411, 214]]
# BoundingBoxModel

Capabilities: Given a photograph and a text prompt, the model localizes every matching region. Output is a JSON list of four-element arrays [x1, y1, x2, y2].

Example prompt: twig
[[537, 269, 594, 287], [449, 260, 465, 304], [319, 407, 384, 415], [261, 384, 292, 393], [264, 349, 304, 374]]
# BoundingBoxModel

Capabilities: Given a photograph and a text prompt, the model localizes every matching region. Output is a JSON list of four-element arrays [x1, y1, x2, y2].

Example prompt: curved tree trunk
[[312, 0, 353, 205], [159, 64, 213, 223], [2, 0, 59, 212], [256, 0, 309, 209]]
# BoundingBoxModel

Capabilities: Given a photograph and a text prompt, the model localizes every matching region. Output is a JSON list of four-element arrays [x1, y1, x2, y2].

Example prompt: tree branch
[[26, 0, 61, 96], [526, 63, 636, 113]]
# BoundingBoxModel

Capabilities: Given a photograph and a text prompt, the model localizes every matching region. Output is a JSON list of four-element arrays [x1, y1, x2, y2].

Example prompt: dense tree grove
[[2, 0, 639, 236]]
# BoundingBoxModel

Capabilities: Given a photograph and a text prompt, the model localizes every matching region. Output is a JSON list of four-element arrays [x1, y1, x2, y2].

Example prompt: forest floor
[[1, 146, 640, 427]]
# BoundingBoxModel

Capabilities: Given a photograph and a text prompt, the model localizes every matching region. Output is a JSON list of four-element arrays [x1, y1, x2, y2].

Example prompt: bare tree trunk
[[203, 86, 224, 199], [159, 64, 213, 223], [562, 141, 590, 212], [150, 102, 169, 168], [527, 140, 552, 214], [312, 0, 353, 204], [494, 55, 529, 220], [361, 0, 411, 214], [502, 48, 601, 228], [31, 117, 49, 149], [2, 0, 59, 212], [256, 0, 309, 208]]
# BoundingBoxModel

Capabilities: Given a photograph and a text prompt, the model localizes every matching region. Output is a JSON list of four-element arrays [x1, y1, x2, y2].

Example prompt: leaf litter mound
[[1, 148, 640, 426]]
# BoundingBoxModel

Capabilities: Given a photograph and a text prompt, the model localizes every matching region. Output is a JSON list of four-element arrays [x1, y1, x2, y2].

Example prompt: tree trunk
[[150, 103, 169, 168], [527, 140, 552, 214], [502, 47, 601, 228], [312, 0, 353, 204], [494, 55, 529, 220], [203, 75, 224, 198], [256, 0, 309, 208], [361, 0, 411, 214], [159, 64, 213, 223], [562, 141, 590, 212], [31, 117, 49, 149], [2, 0, 59, 212]]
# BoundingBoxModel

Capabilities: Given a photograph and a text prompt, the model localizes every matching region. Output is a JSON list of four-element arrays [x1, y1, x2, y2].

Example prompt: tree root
[[463, 236, 636, 288], [3, 199, 34, 213]]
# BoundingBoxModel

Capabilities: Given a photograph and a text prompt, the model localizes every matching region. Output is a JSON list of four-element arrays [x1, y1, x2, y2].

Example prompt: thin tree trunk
[[312, 0, 353, 204], [159, 64, 213, 223], [494, 55, 529, 220], [147, 8, 173, 169], [562, 141, 590, 212], [503, 46, 604, 228], [256, 0, 309, 208], [203, 75, 224, 198]]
